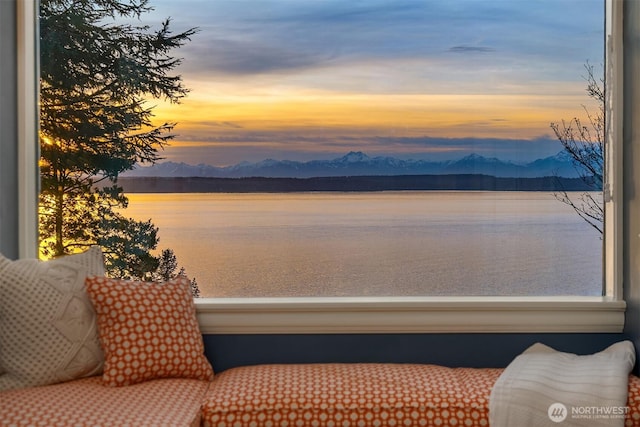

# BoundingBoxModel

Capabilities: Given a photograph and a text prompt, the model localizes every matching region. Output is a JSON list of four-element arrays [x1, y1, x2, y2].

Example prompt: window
[[12, 0, 625, 333], [119, 0, 608, 297]]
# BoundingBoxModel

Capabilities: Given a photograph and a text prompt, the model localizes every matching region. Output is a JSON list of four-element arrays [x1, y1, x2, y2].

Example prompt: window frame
[[17, 0, 39, 260], [18, 0, 625, 334]]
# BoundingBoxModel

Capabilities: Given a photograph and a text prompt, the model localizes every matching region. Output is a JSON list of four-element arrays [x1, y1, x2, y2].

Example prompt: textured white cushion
[[0, 247, 106, 391], [489, 341, 636, 427]]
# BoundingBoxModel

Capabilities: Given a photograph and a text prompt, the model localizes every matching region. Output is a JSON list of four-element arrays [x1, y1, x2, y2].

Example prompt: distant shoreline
[[117, 175, 597, 193]]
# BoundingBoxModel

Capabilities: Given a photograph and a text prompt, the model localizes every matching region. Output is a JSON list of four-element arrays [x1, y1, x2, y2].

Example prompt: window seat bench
[[201, 363, 640, 427], [2, 363, 640, 427]]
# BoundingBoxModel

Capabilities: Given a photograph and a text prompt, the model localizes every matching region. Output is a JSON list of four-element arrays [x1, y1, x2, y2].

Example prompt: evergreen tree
[[155, 248, 179, 282], [154, 249, 201, 297], [38, 0, 196, 278]]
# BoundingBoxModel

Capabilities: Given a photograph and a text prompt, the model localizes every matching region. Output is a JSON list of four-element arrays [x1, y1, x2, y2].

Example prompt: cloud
[[448, 46, 495, 53], [186, 38, 332, 75], [166, 0, 603, 91], [144, 0, 602, 167], [195, 121, 244, 129]]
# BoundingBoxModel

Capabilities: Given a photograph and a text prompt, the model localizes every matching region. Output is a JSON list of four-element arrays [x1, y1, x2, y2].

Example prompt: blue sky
[[138, 0, 604, 165]]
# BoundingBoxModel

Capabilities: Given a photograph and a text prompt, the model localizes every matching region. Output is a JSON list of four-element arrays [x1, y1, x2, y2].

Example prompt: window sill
[[194, 296, 625, 334]]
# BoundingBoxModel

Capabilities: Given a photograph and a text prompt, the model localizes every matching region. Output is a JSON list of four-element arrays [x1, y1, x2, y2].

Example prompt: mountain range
[[123, 151, 581, 179]]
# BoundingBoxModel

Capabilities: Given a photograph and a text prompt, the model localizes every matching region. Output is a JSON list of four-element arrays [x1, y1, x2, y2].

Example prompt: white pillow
[[489, 341, 635, 427], [0, 246, 106, 391]]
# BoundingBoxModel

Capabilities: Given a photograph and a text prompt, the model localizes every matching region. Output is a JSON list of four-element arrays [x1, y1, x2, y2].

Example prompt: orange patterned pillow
[[85, 276, 214, 387]]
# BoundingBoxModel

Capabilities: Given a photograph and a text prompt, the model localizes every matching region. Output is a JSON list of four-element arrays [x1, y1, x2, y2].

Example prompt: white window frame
[[17, 0, 39, 260], [18, 0, 625, 334]]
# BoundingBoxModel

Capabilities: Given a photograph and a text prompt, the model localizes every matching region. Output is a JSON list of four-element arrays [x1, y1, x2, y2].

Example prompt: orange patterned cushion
[[0, 376, 209, 427], [202, 364, 640, 427], [85, 276, 214, 386], [202, 363, 502, 427], [627, 375, 640, 426]]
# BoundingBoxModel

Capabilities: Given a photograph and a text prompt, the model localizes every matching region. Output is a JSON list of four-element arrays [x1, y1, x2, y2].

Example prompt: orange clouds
[[150, 89, 595, 141]]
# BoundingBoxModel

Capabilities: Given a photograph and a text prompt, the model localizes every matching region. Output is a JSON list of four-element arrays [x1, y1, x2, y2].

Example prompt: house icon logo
[[548, 402, 568, 423]]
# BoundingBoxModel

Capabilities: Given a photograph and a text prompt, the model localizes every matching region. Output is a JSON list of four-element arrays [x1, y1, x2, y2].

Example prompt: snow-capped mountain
[[123, 151, 581, 179]]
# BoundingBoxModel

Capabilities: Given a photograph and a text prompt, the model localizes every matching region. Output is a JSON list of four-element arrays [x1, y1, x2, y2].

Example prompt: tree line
[[117, 175, 598, 193]]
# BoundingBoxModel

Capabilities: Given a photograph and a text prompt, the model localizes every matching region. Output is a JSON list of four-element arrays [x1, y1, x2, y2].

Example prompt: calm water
[[124, 191, 602, 297]]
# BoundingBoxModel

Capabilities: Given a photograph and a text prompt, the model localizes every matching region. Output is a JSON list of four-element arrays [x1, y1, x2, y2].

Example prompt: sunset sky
[[138, 0, 603, 166]]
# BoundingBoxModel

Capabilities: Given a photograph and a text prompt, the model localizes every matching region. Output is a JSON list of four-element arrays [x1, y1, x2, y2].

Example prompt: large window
[[118, 0, 607, 298], [12, 0, 625, 333]]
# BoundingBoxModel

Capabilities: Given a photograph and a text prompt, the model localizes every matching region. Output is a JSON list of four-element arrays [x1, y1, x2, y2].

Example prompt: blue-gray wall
[[203, 333, 628, 372], [0, 0, 19, 260]]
